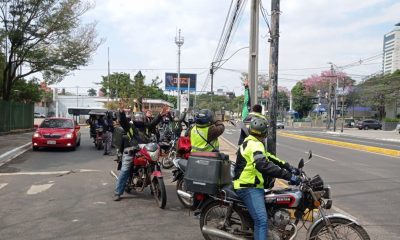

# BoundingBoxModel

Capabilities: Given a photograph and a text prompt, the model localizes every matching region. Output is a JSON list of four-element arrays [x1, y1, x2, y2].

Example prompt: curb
[[279, 132, 400, 158], [0, 142, 31, 168], [0, 129, 34, 136]]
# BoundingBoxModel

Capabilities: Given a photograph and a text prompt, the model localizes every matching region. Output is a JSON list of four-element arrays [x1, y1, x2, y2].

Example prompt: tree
[[291, 82, 313, 119], [0, 0, 102, 100], [87, 88, 97, 96], [10, 78, 44, 103], [99, 72, 132, 99]]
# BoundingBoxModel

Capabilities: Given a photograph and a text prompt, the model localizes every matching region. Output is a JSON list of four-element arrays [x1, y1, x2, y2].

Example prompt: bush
[[384, 118, 400, 123]]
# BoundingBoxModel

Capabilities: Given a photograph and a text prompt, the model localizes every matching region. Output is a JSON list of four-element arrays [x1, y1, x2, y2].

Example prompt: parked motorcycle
[[160, 136, 177, 169], [123, 143, 167, 209], [172, 157, 193, 208], [180, 151, 370, 240]]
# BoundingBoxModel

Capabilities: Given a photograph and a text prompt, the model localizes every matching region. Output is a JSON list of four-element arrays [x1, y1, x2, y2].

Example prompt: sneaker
[[113, 194, 121, 201]]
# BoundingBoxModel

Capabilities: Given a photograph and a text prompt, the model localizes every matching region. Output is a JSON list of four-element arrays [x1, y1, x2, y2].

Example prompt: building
[[383, 23, 400, 74]]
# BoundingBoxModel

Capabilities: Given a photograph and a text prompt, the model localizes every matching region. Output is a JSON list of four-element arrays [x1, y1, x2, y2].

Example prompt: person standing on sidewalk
[[238, 80, 266, 145], [103, 111, 115, 155], [189, 109, 224, 152]]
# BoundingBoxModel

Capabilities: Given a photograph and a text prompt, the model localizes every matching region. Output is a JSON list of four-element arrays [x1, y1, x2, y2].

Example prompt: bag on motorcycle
[[177, 136, 191, 153], [184, 152, 231, 194]]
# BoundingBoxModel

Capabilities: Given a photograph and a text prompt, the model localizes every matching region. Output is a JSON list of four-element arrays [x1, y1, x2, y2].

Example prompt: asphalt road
[[284, 127, 400, 151], [224, 126, 400, 240], [0, 128, 203, 240]]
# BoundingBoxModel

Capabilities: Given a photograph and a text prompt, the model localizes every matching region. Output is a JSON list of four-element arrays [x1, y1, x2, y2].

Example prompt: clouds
[[59, 0, 400, 95]]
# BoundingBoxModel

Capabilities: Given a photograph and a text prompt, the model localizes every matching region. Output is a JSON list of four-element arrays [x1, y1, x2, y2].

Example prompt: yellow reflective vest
[[190, 125, 220, 152]]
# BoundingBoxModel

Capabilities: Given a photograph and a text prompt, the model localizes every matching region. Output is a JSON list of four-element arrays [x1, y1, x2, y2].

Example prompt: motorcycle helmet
[[133, 112, 146, 127], [249, 116, 268, 138], [144, 142, 160, 162], [194, 109, 214, 126]]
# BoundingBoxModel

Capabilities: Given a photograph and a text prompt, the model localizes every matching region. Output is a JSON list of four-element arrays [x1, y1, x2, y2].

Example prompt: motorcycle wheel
[[152, 177, 167, 209], [200, 201, 249, 240], [176, 178, 192, 208], [309, 217, 370, 240], [161, 150, 175, 169]]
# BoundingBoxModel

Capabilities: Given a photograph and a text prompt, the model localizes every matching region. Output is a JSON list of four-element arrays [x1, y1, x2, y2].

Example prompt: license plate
[[47, 141, 56, 145]]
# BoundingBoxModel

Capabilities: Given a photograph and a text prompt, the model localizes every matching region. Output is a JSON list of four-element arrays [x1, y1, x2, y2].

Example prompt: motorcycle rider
[[103, 111, 115, 155], [167, 110, 188, 138], [238, 79, 267, 145], [233, 116, 300, 240], [188, 109, 224, 152], [113, 101, 169, 201]]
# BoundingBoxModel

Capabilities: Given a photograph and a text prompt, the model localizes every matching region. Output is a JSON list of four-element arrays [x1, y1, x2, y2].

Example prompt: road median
[[279, 132, 400, 158]]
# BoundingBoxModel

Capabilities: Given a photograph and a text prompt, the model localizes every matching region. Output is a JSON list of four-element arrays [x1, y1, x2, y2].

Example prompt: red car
[[32, 118, 81, 151]]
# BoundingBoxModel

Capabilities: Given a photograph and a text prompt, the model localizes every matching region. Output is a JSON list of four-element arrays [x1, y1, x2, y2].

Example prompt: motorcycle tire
[[152, 177, 167, 209], [176, 178, 192, 208], [309, 217, 370, 240], [161, 150, 175, 169], [199, 201, 249, 240]]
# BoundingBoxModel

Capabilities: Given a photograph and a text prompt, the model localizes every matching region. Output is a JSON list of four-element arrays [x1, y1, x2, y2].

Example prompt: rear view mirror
[[308, 150, 312, 159], [298, 158, 304, 169]]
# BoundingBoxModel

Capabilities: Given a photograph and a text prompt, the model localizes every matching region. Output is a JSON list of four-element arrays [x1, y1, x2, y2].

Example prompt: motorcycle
[[123, 143, 167, 209], [179, 151, 370, 240], [160, 135, 177, 169], [172, 157, 193, 208], [95, 127, 104, 150]]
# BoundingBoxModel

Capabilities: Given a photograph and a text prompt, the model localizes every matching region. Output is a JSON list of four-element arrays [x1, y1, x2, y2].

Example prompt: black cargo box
[[184, 152, 232, 194]]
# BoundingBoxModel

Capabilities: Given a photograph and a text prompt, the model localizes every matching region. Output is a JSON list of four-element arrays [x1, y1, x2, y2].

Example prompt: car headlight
[[33, 132, 41, 138], [64, 133, 73, 139]]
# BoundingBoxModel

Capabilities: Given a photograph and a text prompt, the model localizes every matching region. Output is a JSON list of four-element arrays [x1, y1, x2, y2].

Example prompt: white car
[[276, 121, 285, 129]]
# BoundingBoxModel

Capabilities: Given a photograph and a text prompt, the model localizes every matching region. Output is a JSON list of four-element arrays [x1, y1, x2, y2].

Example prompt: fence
[[0, 100, 34, 132]]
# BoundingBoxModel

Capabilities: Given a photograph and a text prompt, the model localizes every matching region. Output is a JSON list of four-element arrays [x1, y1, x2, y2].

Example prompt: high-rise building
[[383, 23, 400, 74]]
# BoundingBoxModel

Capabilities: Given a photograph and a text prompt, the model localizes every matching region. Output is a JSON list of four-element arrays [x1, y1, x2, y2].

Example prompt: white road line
[[0, 142, 31, 159], [304, 151, 336, 162], [0, 169, 101, 177], [0, 183, 8, 190], [26, 183, 54, 195]]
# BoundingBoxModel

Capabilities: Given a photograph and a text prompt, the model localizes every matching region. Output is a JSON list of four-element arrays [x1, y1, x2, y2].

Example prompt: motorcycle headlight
[[64, 133, 73, 139]]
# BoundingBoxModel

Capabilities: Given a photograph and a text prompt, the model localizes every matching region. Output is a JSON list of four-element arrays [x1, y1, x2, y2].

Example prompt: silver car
[[276, 121, 285, 129]]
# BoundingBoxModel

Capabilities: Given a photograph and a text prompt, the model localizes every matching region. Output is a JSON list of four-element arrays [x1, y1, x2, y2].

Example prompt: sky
[[51, 0, 400, 96]]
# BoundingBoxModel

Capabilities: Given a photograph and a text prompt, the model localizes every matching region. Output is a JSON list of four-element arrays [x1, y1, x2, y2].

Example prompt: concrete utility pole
[[107, 47, 110, 103], [326, 64, 335, 130], [175, 29, 184, 113], [248, 0, 259, 106], [333, 73, 339, 132], [267, 0, 280, 155]]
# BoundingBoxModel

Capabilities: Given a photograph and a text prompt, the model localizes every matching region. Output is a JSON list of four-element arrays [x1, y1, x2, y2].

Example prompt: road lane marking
[[0, 169, 102, 177], [279, 132, 400, 158], [0, 183, 8, 190], [27, 183, 54, 195], [304, 151, 336, 162], [220, 136, 238, 150]]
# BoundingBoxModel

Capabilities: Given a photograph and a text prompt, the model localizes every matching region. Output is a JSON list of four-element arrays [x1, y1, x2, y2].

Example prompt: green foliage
[[277, 91, 289, 111], [356, 71, 400, 119], [1, 0, 102, 100], [383, 118, 399, 123], [87, 88, 97, 96], [10, 78, 44, 103], [291, 82, 313, 118]]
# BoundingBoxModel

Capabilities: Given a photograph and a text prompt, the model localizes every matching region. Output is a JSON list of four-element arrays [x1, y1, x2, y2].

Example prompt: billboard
[[165, 72, 196, 91]]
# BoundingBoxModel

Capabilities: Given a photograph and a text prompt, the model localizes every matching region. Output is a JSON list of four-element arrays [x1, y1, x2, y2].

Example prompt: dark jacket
[[119, 110, 162, 146], [167, 111, 188, 137]]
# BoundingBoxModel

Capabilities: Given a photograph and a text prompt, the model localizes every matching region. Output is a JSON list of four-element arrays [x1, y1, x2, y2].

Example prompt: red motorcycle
[[125, 143, 167, 209]]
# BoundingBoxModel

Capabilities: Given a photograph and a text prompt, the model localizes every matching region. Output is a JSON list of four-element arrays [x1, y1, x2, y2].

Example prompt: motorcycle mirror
[[308, 150, 312, 159], [298, 158, 304, 169]]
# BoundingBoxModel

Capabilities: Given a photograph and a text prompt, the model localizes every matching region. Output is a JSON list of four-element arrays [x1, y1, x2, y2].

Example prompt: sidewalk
[[0, 132, 33, 167], [325, 128, 400, 143]]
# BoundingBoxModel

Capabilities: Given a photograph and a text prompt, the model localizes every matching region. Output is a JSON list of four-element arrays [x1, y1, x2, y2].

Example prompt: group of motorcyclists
[[84, 79, 301, 240]]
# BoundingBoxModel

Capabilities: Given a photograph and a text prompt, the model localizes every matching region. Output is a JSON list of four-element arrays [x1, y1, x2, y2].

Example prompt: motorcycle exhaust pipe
[[177, 190, 193, 200], [202, 226, 246, 240]]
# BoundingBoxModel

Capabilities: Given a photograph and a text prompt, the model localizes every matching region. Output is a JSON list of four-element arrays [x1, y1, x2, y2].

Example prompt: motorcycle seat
[[177, 159, 187, 171], [222, 185, 242, 202]]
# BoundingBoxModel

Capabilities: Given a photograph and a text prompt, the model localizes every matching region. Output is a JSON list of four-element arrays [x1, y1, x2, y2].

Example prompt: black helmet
[[133, 112, 145, 123], [195, 109, 214, 126], [249, 117, 268, 137]]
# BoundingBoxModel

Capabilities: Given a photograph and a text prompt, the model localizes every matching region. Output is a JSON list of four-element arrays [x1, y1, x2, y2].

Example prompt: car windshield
[[40, 119, 73, 129]]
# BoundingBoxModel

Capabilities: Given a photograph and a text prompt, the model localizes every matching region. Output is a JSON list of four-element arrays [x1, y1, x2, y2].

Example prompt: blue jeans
[[114, 152, 132, 195], [236, 188, 268, 240]]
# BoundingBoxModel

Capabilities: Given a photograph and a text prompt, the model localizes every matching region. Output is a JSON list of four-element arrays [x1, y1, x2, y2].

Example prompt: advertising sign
[[165, 73, 196, 91]]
